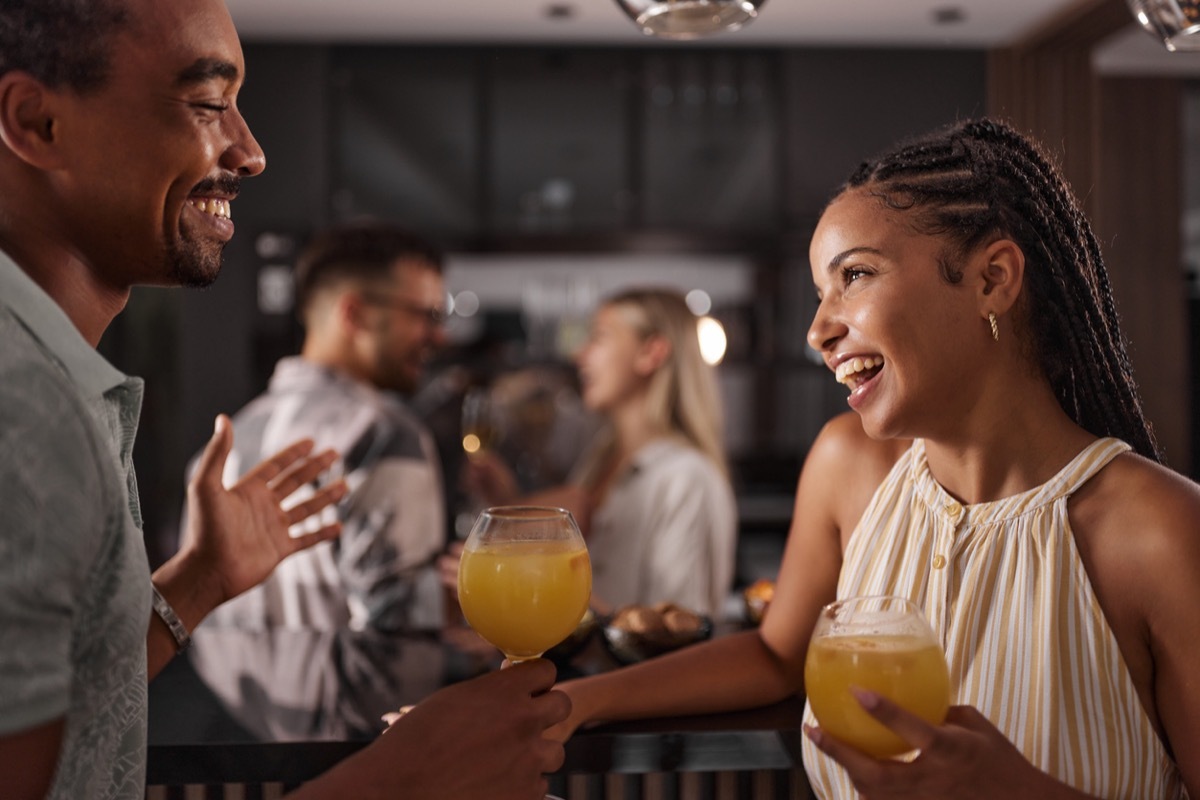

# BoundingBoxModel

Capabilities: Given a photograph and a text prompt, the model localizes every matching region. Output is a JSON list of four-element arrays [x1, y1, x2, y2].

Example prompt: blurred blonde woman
[[455, 288, 737, 618]]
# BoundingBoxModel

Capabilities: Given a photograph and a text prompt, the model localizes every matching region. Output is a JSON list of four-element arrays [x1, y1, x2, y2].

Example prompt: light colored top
[[586, 438, 737, 617], [0, 250, 152, 799], [801, 438, 1186, 799], [199, 357, 445, 632]]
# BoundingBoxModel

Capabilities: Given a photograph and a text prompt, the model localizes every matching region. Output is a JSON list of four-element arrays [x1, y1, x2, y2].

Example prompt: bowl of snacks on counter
[[545, 607, 600, 665], [742, 578, 775, 625], [601, 601, 712, 665]]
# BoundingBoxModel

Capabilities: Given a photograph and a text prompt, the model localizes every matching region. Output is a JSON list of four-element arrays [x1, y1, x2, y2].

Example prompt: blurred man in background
[[196, 222, 451, 632]]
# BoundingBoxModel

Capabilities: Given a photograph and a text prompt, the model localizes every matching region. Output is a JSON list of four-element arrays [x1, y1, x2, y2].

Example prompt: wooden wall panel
[[1095, 78, 1189, 467], [988, 0, 1193, 472]]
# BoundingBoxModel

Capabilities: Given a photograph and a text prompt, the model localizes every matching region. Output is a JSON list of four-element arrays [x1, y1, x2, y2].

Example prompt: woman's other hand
[[460, 449, 521, 507], [805, 692, 1087, 798], [438, 540, 465, 593]]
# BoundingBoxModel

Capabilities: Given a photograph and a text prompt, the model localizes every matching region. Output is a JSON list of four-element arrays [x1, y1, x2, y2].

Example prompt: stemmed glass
[[457, 506, 592, 664], [461, 386, 500, 458], [458, 507, 589, 800], [804, 595, 950, 758], [456, 386, 503, 538]]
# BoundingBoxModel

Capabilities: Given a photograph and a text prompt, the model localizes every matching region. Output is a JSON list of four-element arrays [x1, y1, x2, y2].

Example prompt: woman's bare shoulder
[[805, 411, 911, 482], [1072, 452, 1200, 593], [1077, 452, 1200, 536], [798, 412, 911, 534]]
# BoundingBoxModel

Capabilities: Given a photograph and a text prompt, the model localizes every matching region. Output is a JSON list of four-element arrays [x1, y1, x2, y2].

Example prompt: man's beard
[[168, 238, 225, 288], [373, 349, 420, 395], [171, 174, 240, 288]]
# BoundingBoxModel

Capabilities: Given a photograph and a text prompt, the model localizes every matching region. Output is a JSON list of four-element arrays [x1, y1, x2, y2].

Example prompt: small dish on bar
[[601, 602, 712, 665]]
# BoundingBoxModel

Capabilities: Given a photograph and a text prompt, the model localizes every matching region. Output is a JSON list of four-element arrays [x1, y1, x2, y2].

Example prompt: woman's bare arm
[[1086, 458, 1200, 797], [555, 412, 904, 737]]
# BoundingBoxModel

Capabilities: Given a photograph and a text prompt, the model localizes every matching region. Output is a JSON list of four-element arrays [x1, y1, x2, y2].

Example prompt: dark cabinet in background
[[325, 47, 796, 241], [487, 51, 633, 234], [331, 50, 481, 235], [641, 52, 781, 233]]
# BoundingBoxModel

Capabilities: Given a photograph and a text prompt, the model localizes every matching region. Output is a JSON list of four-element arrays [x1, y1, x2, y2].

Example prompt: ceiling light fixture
[[544, 3, 575, 20], [612, 0, 767, 40], [1127, 0, 1200, 51], [932, 6, 966, 25]]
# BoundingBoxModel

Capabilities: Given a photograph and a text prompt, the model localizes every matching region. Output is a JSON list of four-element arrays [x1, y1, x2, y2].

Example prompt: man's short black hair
[[0, 0, 131, 94], [294, 221, 444, 316]]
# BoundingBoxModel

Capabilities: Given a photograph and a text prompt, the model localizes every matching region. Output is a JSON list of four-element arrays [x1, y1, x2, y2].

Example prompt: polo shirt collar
[[0, 247, 130, 399]]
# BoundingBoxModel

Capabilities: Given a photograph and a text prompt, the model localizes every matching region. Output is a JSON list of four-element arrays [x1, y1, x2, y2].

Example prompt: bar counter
[[146, 624, 814, 799]]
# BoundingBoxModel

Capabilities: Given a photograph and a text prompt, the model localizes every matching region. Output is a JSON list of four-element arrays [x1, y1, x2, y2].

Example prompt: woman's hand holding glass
[[804, 597, 1057, 796], [804, 687, 1050, 797]]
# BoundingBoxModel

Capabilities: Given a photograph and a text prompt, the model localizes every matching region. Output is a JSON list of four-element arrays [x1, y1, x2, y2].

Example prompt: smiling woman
[[548, 118, 1200, 800]]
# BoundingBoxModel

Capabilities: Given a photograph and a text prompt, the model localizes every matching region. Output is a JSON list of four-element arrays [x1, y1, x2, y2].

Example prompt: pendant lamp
[[1128, 0, 1200, 51], [613, 0, 767, 40]]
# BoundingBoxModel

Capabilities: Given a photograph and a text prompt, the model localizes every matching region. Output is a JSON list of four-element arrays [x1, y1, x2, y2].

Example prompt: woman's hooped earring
[[988, 312, 999, 342]]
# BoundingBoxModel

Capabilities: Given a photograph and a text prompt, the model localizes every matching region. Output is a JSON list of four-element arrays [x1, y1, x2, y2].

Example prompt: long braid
[[842, 118, 1160, 462]]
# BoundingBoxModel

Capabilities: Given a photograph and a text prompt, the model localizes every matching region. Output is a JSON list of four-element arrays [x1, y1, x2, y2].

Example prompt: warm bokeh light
[[462, 434, 483, 454], [697, 316, 727, 365]]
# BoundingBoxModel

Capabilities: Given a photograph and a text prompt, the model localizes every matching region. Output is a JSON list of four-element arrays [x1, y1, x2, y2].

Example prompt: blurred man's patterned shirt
[[196, 357, 446, 633]]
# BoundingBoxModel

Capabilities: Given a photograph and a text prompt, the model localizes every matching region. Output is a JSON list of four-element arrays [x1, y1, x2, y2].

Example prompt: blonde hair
[[590, 288, 728, 479]]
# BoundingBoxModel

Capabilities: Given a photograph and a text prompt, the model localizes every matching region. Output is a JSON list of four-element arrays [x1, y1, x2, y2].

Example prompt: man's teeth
[[188, 198, 231, 220], [835, 356, 884, 385]]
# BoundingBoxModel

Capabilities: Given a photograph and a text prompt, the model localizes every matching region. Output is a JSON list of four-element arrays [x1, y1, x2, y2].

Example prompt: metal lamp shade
[[1128, 0, 1200, 51], [614, 0, 766, 40]]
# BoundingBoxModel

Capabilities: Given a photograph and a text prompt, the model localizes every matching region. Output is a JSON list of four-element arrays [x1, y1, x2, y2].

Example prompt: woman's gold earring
[[988, 312, 999, 342]]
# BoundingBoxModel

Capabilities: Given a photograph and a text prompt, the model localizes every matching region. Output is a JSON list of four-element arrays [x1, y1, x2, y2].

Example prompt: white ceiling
[[226, 0, 1099, 48]]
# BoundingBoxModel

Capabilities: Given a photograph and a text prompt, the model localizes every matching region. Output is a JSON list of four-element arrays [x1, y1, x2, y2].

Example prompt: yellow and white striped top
[[801, 438, 1185, 799]]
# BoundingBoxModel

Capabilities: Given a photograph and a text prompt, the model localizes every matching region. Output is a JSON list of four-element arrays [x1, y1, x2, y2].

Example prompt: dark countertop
[[147, 624, 808, 792]]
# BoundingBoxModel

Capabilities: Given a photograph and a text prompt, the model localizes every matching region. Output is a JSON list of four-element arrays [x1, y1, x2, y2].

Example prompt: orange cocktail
[[804, 596, 950, 758], [458, 538, 592, 661], [805, 633, 950, 757]]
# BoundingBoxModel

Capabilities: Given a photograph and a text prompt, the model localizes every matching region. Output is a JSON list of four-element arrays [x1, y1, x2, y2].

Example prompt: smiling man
[[0, 2, 568, 799]]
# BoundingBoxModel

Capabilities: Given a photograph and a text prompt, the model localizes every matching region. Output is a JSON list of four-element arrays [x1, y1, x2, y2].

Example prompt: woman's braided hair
[[842, 117, 1160, 462]]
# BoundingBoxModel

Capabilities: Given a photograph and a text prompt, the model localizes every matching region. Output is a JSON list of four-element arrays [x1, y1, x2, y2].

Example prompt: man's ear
[[337, 290, 370, 335], [633, 334, 672, 377], [978, 238, 1025, 316], [0, 72, 66, 169]]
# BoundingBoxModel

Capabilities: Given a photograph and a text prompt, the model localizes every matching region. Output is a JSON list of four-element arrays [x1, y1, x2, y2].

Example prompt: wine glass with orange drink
[[457, 506, 590, 800], [804, 595, 950, 759], [457, 506, 592, 663]]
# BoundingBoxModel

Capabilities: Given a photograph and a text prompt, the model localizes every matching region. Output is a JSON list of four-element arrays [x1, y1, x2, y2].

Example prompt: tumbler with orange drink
[[804, 595, 950, 758]]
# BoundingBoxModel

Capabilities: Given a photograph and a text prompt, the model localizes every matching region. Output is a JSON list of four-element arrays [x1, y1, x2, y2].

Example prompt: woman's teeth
[[188, 198, 231, 220], [835, 356, 883, 386]]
